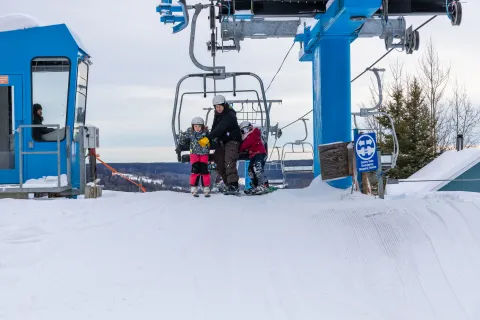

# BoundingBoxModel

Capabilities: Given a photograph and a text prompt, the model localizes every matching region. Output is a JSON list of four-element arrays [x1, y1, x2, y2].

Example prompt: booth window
[[31, 57, 70, 142], [74, 60, 89, 127], [0, 85, 14, 169]]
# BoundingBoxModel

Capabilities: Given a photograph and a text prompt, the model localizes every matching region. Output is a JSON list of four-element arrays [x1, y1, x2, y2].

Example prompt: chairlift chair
[[280, 118, 314, 187], [264, 146, 285, 187], [351, 68, 399, 172], [173, 72, 271, 163]]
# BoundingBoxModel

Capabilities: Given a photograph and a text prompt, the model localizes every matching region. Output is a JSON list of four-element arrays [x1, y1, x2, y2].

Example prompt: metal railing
[[17, 124, 71, 189]]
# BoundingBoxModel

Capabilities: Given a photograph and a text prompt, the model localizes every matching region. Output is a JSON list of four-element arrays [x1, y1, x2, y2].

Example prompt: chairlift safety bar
[[172, 72, 269, 148]]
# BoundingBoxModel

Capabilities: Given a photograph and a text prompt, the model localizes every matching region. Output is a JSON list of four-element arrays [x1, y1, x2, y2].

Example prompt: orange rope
[[95, 155, 147, 192]]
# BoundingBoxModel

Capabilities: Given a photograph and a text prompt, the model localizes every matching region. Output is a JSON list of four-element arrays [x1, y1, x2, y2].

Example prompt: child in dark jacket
[[177, 117, 211, 196], [239, 121, 269, 195]]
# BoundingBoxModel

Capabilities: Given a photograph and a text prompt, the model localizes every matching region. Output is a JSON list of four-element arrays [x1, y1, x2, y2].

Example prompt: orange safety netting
[[94, 155, 146, 193]]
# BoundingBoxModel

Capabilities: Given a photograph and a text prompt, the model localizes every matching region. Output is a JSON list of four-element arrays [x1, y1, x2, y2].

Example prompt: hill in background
[[88, 160, 314, 192]]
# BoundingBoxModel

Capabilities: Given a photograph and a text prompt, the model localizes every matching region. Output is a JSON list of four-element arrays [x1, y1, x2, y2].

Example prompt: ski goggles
[[241, 127, 250, 134]]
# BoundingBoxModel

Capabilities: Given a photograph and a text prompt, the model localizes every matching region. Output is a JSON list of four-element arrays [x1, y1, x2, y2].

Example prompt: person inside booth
[[32, 103, 55, 140]]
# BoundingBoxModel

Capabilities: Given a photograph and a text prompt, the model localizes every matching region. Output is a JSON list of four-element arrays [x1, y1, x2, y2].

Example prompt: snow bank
[[388, 148, 480, 195], [112, 172, 163, 186], [0, 14, 88, 53], [0, 175, 69, 189], [23, 174, 68, 188], [1, 185, 480, 319], [0, 14, 43, 32]]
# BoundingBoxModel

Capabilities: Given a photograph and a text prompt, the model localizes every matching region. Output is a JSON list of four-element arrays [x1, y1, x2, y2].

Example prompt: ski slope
[[1, 179, 480, 319]]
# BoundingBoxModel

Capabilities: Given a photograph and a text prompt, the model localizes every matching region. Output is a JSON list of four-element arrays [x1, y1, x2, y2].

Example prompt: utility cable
[[278, 15, 437, 133]]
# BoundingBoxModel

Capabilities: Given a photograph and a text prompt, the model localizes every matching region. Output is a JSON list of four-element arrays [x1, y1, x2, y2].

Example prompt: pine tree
[[403, 77, 436, 176], [376, 76, 435, 179]]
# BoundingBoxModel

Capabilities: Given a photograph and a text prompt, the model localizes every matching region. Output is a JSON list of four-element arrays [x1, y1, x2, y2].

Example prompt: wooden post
[[85, 184, 102, 199], [84, 179, 103, 199], [349, 144, 360, 192], [361, 172, 370, 194], [376, 150, 384, 199]]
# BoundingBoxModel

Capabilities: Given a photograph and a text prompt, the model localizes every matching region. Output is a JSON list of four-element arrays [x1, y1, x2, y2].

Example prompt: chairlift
[[264, 146, 285, 187], [157, 0, 282, 163], [280, 118, 314, 187], [351, 68, 399, 172]]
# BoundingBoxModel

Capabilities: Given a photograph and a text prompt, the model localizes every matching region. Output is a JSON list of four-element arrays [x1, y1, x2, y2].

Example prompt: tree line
[[360, 39, 480, 179]]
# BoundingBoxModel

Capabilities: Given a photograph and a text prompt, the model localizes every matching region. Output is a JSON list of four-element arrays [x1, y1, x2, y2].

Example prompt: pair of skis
[[193, 186, 277, 197]]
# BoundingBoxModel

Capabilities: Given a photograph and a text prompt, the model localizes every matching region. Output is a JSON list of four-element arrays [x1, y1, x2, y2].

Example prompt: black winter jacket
[[32, 115, 55, 140], [207, 106, 241, 143]]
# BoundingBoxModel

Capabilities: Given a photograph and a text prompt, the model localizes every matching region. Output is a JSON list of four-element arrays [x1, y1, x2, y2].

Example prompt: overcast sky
[[2, 1, 478, 162]]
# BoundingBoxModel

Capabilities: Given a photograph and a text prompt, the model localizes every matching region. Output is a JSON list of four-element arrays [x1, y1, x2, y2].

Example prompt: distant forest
[[87, 161, 314, 193]]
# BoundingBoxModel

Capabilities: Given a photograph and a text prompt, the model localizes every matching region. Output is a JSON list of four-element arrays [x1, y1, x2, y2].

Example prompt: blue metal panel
[[71, 140, 81, 189], [297, 0, 382, 61], [0, 75, 23, 184], [0, 24, 86, 187], [312, 36, 352, 189], [439, 163, 480, 192]]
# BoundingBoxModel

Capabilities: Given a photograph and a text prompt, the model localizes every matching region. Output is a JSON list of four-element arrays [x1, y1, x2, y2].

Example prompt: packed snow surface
[[1, 178, 480, 319]]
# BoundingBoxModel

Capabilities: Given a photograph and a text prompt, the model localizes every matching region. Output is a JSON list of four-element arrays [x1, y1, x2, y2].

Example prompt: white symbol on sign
[[355, 134, 376, 161]]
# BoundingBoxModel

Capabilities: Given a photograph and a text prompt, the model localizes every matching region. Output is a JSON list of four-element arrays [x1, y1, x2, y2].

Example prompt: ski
[[243, 186, 278, 196], [223, 191, 242, 196]]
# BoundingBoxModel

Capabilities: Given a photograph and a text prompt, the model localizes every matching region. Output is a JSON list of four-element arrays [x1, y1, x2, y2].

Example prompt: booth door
[[0, 74, 23, 184]]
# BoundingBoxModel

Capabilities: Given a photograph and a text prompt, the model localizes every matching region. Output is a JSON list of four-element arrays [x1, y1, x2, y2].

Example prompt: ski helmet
[[191, 117, 204, 126], [239, 121, 252, 134], [212, 95, 226, 106]]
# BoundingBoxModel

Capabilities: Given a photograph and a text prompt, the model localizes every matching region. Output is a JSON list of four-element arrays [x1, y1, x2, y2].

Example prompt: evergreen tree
[[376, 76, 435, 179]]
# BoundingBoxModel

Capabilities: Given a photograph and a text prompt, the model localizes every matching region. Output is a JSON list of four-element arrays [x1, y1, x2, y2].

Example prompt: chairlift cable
[[280, 110, 312, 130], [265, 42, 296, 93], [278, 16, 437, 133]]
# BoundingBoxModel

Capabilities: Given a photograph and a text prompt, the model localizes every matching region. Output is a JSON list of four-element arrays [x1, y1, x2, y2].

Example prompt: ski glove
[[198, 137, 210, 148]]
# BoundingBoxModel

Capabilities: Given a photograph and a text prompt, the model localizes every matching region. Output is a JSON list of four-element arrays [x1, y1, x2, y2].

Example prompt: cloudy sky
[[2, 1, 478, 162]]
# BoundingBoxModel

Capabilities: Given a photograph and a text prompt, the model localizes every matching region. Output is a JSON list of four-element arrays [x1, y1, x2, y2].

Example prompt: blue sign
[[354, 132, 378, 173]]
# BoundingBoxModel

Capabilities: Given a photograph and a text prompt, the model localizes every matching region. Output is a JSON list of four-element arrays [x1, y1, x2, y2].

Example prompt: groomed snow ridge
[[1, 178, 480, 319]]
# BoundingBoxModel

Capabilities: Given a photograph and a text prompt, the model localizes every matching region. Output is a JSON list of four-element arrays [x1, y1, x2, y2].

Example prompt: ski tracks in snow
[[1, 188, 480, 319]]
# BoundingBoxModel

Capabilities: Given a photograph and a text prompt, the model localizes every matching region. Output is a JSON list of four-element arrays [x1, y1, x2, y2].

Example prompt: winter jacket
[[32, 115, 55, 140], [239, 127, 267, 159], [207, 106, 242, 143], [178, 127, 210, 155]]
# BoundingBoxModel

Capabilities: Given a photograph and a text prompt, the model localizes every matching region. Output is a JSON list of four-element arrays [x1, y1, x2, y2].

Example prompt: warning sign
[[0, 76, 8, 85]]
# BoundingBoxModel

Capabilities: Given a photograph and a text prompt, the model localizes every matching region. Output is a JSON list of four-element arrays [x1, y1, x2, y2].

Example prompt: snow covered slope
[[1, 179, 480, 319]]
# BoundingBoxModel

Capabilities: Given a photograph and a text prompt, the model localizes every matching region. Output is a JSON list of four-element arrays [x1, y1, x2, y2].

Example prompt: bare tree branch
[[447, 79, 480, 148], [418, 38, 451, 151]]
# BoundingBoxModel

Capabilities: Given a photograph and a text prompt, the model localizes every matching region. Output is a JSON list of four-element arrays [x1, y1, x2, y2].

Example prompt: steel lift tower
[[157, 0, 463, 189]]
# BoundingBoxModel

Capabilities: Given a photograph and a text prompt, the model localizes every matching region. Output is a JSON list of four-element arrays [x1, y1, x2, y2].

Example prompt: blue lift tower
[[0, 16, 100, 199], [157, 0, 463, 189]]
